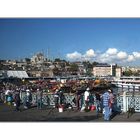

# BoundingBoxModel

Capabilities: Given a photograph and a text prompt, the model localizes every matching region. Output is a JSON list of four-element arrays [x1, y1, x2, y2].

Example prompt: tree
[[53, 67, 60, 76], [69, 63, 78, 72], [54, 58, 61, 62], [133, 71, 140, 76], [123, 70, 133, 76], [25, 58, 31, 63], [82, 61, 93, 76]]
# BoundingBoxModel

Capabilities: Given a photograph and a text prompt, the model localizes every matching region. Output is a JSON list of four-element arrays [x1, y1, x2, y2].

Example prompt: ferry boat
[[111, 76, 140, 90]]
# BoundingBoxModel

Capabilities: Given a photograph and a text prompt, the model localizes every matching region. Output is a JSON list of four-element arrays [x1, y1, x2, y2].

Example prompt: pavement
[[0, 103, 140, 122]]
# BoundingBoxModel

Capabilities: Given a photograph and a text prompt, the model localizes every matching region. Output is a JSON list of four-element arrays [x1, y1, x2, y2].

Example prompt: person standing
[[84, 87, 90, 110], [37, 88, 43, 109], [95, 92, 101, 117], [54, 89, 59, 108], [14, 91, 21, 112], [26, 89, 32, 109], [24, 89, 32, 109], [76, 89, 82, 110], [102, 90, 110, 121], [4, 88, 10, 103], [108, 89, 114, 116]]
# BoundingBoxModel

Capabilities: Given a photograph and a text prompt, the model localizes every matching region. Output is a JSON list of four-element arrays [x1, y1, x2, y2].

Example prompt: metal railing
[[117, 91, 140, 112], [20, 92, 77, 108]]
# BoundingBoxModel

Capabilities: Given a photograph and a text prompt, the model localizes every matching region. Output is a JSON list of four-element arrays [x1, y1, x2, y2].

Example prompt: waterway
[[112, 87, 140, 95]]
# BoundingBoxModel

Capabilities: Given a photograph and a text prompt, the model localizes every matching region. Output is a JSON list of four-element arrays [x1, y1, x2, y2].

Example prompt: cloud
[[66, 48, 140, 65], [117, 51, 128, 59], [84, 49, 96, 58], [66, 49, 96, 61], [127, 55, 135, 62], [66, 51, 82, 60], [133, 52, 140, 58], [106, 48, 118, 55]]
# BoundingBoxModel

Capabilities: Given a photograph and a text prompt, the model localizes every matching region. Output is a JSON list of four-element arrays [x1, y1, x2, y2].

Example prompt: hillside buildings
[[1, 52, 140, 79]]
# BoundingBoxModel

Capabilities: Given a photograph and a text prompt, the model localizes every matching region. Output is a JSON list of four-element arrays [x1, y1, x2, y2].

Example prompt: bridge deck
[[0, 103, 140, 122]]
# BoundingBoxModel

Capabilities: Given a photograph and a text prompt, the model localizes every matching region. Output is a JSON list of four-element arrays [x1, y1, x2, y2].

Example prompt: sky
[[1, 18, 140, 66]]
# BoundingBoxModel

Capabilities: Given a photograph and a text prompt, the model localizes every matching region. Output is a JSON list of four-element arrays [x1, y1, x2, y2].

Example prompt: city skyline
[[1, 18, 140, 66]]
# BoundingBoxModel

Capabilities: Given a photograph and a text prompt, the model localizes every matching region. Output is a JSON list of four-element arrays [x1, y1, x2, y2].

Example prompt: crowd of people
[[0, 79, 119, 121]]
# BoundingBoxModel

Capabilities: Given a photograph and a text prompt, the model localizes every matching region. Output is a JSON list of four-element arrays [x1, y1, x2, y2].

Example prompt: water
[[112, 87, 140, 95]]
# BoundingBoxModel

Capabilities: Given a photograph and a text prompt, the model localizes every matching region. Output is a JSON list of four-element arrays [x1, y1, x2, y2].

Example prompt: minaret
[[47, 47, 50, 60]]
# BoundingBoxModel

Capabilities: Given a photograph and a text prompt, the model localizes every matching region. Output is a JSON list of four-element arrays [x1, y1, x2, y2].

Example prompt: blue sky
[[1, 18, 140, 66]]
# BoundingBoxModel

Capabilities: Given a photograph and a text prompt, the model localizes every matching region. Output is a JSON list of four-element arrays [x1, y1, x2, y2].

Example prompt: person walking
[[102, 90, 111, 121]]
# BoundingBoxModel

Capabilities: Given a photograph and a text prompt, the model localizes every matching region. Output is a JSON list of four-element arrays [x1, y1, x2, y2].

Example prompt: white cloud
[[127, 55, 135, 62], [66, 48, 140, 65], [133, 52, 140, 58], [83, 49, 96, 60], [66, 49, 96, 61], [106, 48, 118, 55], [66, 51, 82, 60], [84, 49, 96, 58], [117, 51, 128, 59]]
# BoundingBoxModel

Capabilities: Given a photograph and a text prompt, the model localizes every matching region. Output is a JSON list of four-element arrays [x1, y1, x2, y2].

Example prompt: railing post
[[133, 86, 135, 93], [128, 85, 130, 91], [123, 91, 127, 112]]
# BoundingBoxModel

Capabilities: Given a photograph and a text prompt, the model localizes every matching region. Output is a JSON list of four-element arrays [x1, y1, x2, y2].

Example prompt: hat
[[108, 89, 112, 92], [26, 89, 30, 92], [86, 87, 90, 91], [55, 89, 59, 92]]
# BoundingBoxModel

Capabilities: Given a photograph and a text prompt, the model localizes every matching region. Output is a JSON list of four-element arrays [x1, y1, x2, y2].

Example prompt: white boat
[[111, 76, 140, 90]]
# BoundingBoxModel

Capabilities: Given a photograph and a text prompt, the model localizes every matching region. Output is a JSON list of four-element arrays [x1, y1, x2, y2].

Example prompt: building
[[31, 52, 45, 64], [92, 63, 117, 77], [0, 70, 29, 79], [28, 70, 54, 77], [115, 67, 122, 78]]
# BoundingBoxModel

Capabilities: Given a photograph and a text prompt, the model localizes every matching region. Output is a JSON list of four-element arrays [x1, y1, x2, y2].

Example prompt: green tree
[[53, 67, 60, 76], [54, 58, 61, 62], [92, 61, 99, 66], [69, 63, 78, 72], [123, 70, 133, 76], [25, 58, 31, 63]]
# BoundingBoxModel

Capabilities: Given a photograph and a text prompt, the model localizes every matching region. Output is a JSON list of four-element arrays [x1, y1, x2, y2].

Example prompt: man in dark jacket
[[14, 91, 21, 111]]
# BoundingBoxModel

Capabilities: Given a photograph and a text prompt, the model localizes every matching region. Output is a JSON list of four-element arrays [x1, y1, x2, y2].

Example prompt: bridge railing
[[116, 92, 140, 112], [20, 92, 77, 108]]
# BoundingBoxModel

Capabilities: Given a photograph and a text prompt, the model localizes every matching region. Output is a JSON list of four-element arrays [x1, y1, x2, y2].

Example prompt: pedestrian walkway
[[0, 103, 140, 122]]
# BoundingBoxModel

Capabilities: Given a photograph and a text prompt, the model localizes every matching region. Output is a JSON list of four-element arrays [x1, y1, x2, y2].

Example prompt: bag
[[109, 99, 113, 108], [13, 102, 16, 106], [90, 105, 96, 111]]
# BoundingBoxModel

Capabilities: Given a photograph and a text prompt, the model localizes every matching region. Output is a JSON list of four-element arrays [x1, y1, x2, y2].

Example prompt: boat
[[111, 76, 140, 90]]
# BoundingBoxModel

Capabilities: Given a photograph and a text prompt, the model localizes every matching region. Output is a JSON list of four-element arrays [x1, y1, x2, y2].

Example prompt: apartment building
[[92, 63, 118, 77]]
